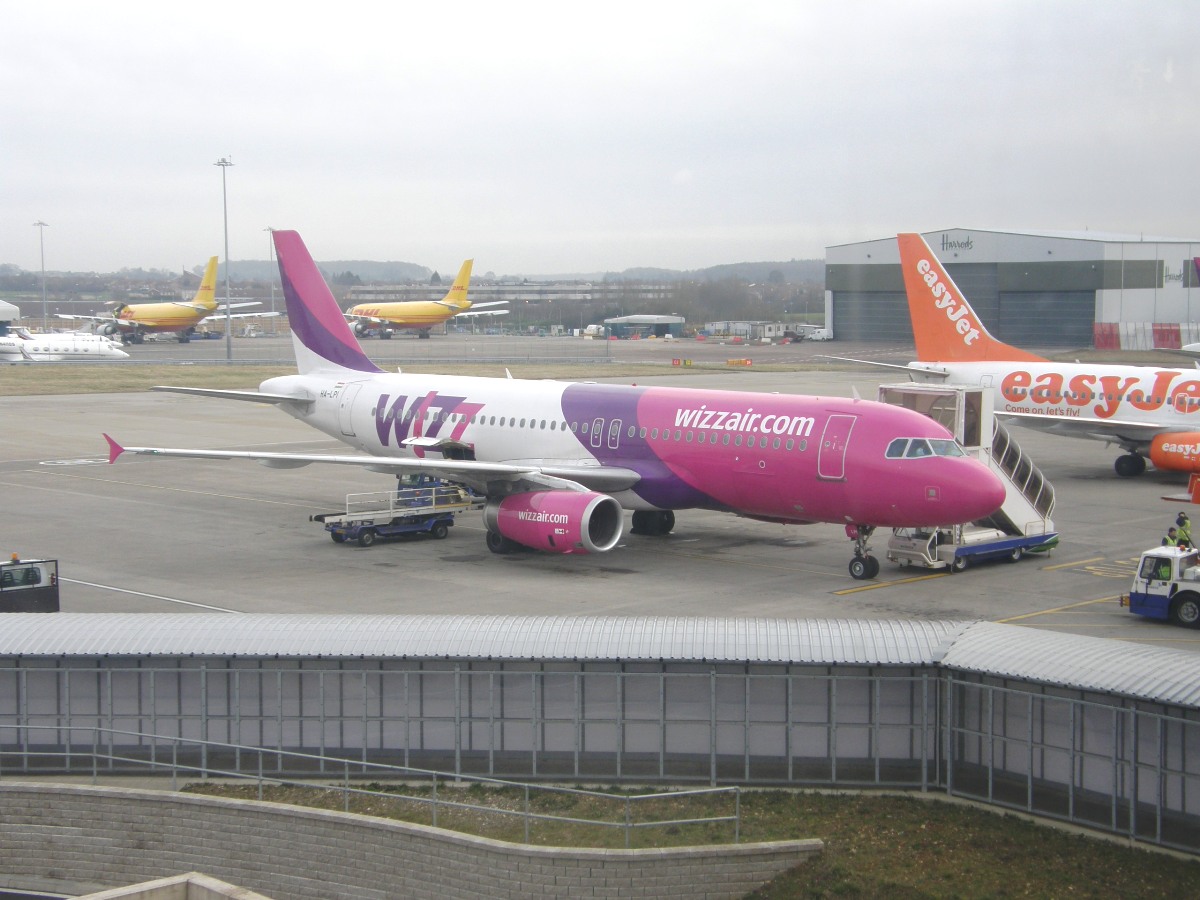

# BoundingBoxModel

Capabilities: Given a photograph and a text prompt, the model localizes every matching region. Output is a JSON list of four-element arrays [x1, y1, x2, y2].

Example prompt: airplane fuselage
[[0, 333, 128, 361], [347, 300, 466, 330], [909, 360, 1200, 444], [262, 371, 996, 528]]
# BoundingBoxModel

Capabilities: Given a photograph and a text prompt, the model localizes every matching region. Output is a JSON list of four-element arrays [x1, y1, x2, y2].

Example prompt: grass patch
[[181, 783, 1199, 897]]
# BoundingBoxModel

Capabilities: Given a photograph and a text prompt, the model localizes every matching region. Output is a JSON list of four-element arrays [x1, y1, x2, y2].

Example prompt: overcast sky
[[3, 1, 1195, 277]]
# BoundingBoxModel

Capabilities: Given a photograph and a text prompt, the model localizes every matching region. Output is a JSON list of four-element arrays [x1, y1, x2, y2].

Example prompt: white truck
[[1120, 545, 1200, 628]]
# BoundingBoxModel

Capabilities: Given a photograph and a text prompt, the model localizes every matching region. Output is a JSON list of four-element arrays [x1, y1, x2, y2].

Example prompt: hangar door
[[831, 264, 1094, 347]]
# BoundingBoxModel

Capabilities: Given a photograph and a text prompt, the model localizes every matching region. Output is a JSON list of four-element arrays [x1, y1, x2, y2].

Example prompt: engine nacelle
[[484, 491, 623, 554], [99, 321, 119, 336], [1149, 433, 1200, 474]]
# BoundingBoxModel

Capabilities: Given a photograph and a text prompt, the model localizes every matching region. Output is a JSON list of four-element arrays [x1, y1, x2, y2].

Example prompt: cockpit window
[[906, 439, 933, 458], [888, 437, 966, 460], [928, 439, 965, 457]]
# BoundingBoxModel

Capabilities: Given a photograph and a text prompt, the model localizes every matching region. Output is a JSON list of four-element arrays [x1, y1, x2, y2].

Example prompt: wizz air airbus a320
[[105, 230, 1004, 578]]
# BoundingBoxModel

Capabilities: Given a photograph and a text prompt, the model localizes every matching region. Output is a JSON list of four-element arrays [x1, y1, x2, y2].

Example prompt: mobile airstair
[[878, 383, 1057, 572]]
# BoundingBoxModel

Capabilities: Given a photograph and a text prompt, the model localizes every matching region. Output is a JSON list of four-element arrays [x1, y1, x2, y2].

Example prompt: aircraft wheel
[[486, 530, 513, 554], [951, 555, 968, 573], [357, 529, 376, 548], [1114, 454, 1146, 477], [848, 557, 870, 580], [865, 556, 880, 578], [1170, 592, 1200, 628], [431, 522, 449, 540]]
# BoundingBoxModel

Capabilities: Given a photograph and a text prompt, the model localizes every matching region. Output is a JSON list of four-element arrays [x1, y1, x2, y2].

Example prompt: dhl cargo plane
[[344, 259, 508, 339], [60, 256, 279, 344], [104, 230, 1005, 579], [859, 233, 1200, 479]]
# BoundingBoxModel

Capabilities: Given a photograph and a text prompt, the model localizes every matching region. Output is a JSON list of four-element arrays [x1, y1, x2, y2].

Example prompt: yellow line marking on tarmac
[[1040, 556, 1105, 571], [996, 596, 1118, 623], [833, 572, 949, 594]]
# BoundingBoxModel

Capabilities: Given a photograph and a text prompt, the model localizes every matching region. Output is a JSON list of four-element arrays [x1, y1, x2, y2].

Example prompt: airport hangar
[[825, 227, 1200, 349]]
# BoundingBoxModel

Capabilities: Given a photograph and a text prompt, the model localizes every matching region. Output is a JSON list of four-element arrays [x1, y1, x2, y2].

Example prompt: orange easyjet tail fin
[[897, 233, 1045, 363]]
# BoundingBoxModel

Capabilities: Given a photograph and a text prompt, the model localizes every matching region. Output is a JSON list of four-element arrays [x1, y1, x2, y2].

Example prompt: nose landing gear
[[846, 524, 879, 580]]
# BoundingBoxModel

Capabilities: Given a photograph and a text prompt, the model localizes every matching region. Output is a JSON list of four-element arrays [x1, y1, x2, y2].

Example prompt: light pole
[[33, 221, 48, 330], [215, 157, 234, 360]]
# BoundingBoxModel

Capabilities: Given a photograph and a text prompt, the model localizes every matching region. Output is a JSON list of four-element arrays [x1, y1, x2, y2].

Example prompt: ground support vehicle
[[886, 526, 1059, 573], [313, 479, 483, 548], [0, 554, 60, 612], [1120, 545, 1200, 628], [876, 383, 1058, 577]]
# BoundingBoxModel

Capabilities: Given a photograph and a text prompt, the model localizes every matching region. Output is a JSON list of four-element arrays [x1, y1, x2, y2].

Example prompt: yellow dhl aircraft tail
[[440, 259, 474, 311], [191, 256, 219, 311], [897, 233, 1045, 364]]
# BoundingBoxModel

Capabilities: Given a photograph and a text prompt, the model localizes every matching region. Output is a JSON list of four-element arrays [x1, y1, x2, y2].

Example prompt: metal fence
[[1, 660, 1197, 854], [0, 725, 740, 849]]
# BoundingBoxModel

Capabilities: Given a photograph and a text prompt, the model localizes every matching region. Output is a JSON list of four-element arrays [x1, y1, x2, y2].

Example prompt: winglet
[[103, 433, 125, 464], [897, 233, 1046, 364]]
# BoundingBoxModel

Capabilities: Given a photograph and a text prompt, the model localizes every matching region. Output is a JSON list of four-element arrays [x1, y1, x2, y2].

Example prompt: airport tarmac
[[3, 349, 1198, 653]]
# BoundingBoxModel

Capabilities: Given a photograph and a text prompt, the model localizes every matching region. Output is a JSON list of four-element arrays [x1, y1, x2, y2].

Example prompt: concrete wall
[[0, 784, 820, 900]]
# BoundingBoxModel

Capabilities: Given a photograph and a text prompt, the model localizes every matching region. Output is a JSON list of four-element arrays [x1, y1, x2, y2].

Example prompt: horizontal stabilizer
[[150, 385, 312, 406]]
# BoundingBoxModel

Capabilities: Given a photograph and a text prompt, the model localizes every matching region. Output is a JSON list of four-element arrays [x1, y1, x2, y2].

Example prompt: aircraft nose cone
[[968, 462, 1008, 519]]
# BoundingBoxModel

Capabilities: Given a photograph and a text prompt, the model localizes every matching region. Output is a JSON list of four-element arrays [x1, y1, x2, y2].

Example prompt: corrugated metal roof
[[0, 614, 967, 666], [1, 615, 1196, 708], [938, 622, 1200, 708]]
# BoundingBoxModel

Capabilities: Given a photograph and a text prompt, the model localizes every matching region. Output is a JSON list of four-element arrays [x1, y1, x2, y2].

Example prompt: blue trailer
[[313, 479, 483, 548]]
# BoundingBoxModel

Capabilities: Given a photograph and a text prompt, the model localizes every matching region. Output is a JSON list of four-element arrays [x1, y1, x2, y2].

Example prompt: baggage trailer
[[313, 477, 483, 548], [886, 526, 1058, 573]]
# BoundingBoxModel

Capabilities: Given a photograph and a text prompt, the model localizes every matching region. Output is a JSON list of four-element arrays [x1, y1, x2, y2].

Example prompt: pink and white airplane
[[104, 230, 1005, 579]]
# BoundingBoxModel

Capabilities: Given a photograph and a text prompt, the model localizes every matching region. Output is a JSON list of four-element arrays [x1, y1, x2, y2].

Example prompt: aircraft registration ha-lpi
[[104, 230, 1005, 579]]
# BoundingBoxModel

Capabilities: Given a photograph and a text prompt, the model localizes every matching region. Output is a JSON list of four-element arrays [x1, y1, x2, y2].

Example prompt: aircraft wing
[[150, 385, 313, 408], [56, 313, 109, 324], [453, 309, 510, 318], [103, 434, 641, 497], [996, 410, 1169, 449], [820, 355, 950, 377]]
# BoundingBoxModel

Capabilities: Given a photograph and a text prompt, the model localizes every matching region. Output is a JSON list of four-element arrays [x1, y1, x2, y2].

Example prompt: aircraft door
[[817, 414, 856, 481], [339, 382, 364, 436], [607, 419, 623, 450]]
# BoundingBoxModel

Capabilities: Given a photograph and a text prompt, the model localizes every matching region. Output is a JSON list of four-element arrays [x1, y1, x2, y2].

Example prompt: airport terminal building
[[825, 228, 1200, 348]]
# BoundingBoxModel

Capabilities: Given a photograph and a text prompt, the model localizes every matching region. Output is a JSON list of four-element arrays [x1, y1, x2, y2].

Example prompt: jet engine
[[1149, 434, 1200, 474], [98, 321, 120, 336], [483, 491, 623, 554], [353, 320, 370, 336]]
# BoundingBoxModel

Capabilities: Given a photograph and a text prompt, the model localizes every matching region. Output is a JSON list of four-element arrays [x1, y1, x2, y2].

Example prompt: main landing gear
[[1114, 453, 1146, 477], [630, 510, 675, 536], [846, 524, 879, 580]]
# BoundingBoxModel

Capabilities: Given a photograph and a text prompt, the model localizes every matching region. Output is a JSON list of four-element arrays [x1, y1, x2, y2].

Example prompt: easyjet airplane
[[344, 259, 508, 339], [59, 256, 278, 344], [874, 232, 1200, 478], [104, 230, 1005, 579]]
